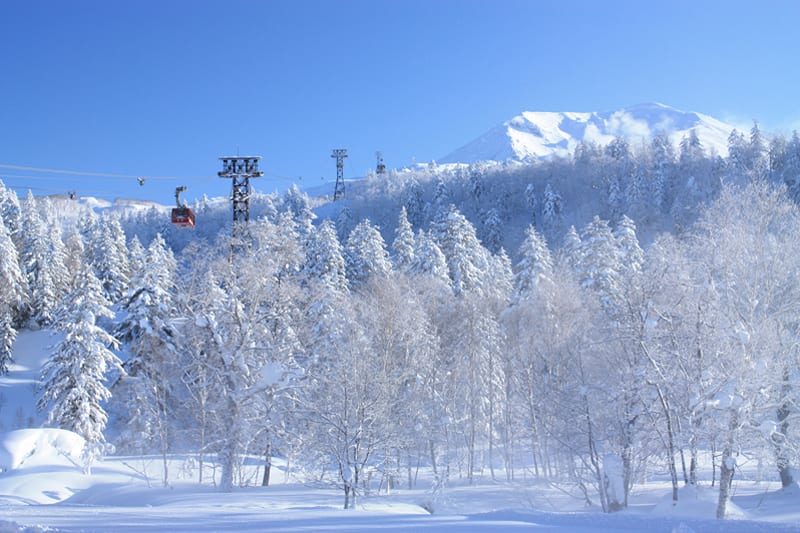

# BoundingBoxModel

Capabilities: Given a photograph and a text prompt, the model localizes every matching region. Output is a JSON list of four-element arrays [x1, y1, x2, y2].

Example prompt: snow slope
[[2, 330, 800, 531], [440, 103, 735, 164]]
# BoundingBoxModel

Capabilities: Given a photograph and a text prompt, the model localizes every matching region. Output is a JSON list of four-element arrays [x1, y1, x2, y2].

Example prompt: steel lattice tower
[[376, 151, 386, 175], [331, 148, 348, 201], [218, 156, 264, 246]]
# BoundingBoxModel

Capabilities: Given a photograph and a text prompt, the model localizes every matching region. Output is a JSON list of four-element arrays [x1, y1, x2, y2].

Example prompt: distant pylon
[[331, 149, 348, 201], [376, 151, 386, 175]]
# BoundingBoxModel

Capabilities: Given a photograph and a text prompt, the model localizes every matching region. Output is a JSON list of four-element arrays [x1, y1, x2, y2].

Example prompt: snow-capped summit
[[440, 103, 735, 164]]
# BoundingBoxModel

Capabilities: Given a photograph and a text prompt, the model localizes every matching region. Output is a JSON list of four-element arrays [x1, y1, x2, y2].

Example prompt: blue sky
[[1, 0, 799, 204]]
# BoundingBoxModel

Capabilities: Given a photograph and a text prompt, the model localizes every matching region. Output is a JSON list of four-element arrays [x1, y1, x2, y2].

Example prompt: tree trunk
[[716, 452, 735, 519], [261, 442, 271, 487], [655, 384, 679, 503], [775, 367, 794, 488], [716, 414, 738, 519]]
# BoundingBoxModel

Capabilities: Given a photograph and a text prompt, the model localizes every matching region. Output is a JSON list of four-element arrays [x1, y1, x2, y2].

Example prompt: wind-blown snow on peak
[[440, 103, 735, 164]]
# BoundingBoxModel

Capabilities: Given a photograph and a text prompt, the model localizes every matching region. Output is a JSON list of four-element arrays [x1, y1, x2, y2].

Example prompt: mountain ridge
[[440, 103, 736, 164]]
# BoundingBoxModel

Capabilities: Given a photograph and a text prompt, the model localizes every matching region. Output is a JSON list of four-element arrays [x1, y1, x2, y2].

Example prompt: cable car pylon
[[218, 155, 263, 251]]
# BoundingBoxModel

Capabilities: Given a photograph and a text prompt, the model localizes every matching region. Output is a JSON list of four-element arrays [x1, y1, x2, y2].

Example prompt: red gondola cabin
[[171, 206, 195, 228]]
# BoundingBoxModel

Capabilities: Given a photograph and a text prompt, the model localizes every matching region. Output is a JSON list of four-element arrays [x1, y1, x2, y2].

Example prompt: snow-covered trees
[[391, 207, 415, 271], [37, 265, 120, 468], [344, 219, 391, 287], [431, 205, 490, 295], [512, 225, 553, 303], [84, 215, 130, 303], [19, 193, 66, 326], [113, 233, 179, 483], [12, 123, 800, 518], [542, 183, 563, 230], [0, 218, 26, 374]]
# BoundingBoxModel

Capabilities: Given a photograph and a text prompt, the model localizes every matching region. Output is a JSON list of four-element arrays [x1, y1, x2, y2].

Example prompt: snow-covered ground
[[2, 330, 800, 532]]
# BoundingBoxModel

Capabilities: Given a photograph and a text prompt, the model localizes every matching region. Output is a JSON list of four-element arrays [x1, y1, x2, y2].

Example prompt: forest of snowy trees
[[2, 124, 800, 517]]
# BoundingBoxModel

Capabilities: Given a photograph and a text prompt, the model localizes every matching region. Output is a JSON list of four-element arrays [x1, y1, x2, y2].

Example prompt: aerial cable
[[0, 163, 205, 181]]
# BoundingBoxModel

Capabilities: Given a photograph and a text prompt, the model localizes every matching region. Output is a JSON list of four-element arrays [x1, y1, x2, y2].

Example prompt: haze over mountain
[[440, 103, 736, 165]]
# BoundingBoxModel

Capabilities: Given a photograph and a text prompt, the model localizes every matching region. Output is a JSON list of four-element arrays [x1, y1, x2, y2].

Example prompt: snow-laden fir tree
[[19, 192, 66, 326], [303, 220, 348, 293], [113, 233, 179, 483], [300, 220, 350, 373], [127, 234, 147, 275], [391, 206, 415, 271], [524, 182, 536, 225], [748, 120, 769, 181], [335, 205, 354, 243], [512, 224, 554, 304], [37, 264, 121, 470], [783, 131, 800, 197], [558, 224, 582, 271], [481, 208, 503, 254], [402, 177, 425, 228], [408, 230, 449, 283], [84, 215, 130, 303], [542, 183, 563, 231], [344, 219, 391, 287], [430, 205, 490, 296], [613, 215, 644, 275], [726, 129, 749, 182], [282, 184, 316, 234], [576, 216, 624, 314], [0, 218, 27, 374], [434, 177, 449, 206], [649, 132, 675, 211], [0, 181, 22, 250]]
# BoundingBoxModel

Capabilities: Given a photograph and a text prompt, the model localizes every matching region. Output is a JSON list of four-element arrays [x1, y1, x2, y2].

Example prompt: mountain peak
[[440, 103, 734, 164]]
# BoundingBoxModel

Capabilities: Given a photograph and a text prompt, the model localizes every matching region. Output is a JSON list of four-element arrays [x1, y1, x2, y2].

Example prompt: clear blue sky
[[1, 0, 799, 204]]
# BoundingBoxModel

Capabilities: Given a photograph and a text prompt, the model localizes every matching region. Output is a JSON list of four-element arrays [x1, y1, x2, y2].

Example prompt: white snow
[[3, 330, 800, 532]]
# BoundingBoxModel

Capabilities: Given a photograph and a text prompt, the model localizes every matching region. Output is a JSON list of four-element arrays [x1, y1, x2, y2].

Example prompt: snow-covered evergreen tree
[[785, 131, 800, 201], [113, 233, 179, 483], [391, 206, 415, 271], [283, 184, 316, 234], [344, 219, 391, 287], [0, 181, 22, 250], [481, 208, 503, 254], [524, 182, 537, 224], [127, 234, 147, 275], [542, 183, 563, 231], [430, 205, 490, 296], [19, 192, 65, 326], [0, 218, 26, 374], [303, 220, 348, 293], [37, 264, 120, 468], [512, 225, 554, 303], [335, 205, 354, 242], [409, 230, 449, 283], [613, 215, 644, 274], [576, 216, 624, 313], [748, 120, 769, 180], [559, 224, 583, 271], [649, 132, 675, 211], [85, 215, 130, 303]]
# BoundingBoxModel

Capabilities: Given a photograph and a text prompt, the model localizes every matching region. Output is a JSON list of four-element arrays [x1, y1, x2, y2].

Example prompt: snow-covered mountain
[[440, 103, 735, 164]]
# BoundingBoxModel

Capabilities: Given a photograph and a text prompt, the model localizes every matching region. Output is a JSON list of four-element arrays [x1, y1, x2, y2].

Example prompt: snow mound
[[651, 484, 747, 520], [0, 428, 85, 472]]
